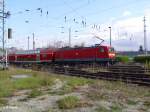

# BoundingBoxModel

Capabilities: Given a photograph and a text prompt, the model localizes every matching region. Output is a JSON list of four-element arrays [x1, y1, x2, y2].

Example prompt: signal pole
[[2, 0, 5, 69], [69, 27, 71, 47], [2, 0, 5, 56], [28, 36, 30, 50], [143, 16, 147, 55], [108, 26, 112, 47], [33, 33, 35, 50], [0, 0, 10, 69], [0, 0, 6, 69]]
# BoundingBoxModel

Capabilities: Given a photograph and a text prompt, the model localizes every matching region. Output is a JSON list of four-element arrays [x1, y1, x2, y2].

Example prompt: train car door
[[95, 46, 106, 62], [36, 51, 40, 62]]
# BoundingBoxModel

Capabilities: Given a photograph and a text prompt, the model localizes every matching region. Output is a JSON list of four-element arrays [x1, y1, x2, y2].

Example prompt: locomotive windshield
[[109, 48, 115, 52], [99, 48, 105, 52]]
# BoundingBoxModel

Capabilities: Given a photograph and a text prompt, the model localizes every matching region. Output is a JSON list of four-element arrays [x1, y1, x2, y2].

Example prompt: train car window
[[99, 48, 105, 52], [43, 54, 47, 58]]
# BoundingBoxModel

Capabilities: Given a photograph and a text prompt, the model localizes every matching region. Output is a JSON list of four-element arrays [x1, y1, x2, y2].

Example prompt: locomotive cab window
[[109, 48, 115, 52], [99, 48, 105, 52]]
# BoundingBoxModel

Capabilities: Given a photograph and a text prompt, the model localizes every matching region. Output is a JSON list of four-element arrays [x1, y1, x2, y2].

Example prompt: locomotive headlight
[[109, 53, 115, 57]]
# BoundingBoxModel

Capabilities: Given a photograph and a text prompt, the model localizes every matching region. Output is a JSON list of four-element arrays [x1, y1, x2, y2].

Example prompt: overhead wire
[[37, 0, 150, 43], [72, 0, 150, 33], [59, 0, 145, 33], [7, 0, 150, 44]]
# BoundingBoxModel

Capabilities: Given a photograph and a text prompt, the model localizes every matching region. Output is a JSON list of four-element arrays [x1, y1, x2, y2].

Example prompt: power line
[[55, 0, 147, 37], [54, 2, 90, 20], [62, 0, 83, 20], [74, 6, 150, 35], [7, 1, 150, 47], [84, 0, 142, 16]]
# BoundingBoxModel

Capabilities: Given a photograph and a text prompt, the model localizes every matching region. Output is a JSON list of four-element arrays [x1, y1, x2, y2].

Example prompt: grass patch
[[110, 103, 122, 112], [87, 89, 108, 101], [95, 106, 109, 112], [49, 84, 73, 95], [127, 99, 138, 105], [28, 89, 42, 98], [1, 66, 150, 111], [50, 77, 94, 95], [0, 67, 56, 98], [57, 96, 80, 109], [92, 80, 150, 98], [64, 77, 93, 89], [143, 101, 150, 107], [0, 98, 8, 107], [0, 79, 14, 98], [66, 77, 93, 87], [0, 67, 33, 76], [47, 108, 54, 112], [14, 75, 54, 90], [116, 55, 130, 63], [14, 77, 43, 89], [144, 90, 150, 97]]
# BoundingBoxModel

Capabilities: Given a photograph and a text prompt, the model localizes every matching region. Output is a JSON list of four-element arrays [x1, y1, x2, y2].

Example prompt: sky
[[2, 0, 150, 51]]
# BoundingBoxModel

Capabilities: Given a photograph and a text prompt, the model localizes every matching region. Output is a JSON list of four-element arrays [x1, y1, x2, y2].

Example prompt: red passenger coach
[[15, 50, 39, 63], [8, 53, 16, 62], [55, 45, 115, 64], [8, 49, 55, 64]]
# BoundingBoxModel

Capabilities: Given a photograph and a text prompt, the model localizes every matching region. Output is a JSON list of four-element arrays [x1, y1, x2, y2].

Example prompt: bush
[[134, 56, 150, 63], [115, 55, 129, 63], [57, 96, 80, 109]]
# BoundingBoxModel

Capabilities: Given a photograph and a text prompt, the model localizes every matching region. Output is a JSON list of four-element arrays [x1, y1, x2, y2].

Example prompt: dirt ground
[[0, 68, 150, 112]]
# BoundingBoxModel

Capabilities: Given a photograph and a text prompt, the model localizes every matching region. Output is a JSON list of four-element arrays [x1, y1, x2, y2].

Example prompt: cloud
[[74, 11, 150, 51], [113, 12, 150, 50], [122, 11, 132, 17]]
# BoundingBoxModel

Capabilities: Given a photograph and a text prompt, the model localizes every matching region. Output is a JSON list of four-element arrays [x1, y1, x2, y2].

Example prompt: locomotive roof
[[15, 50, 40, 54], [15, 48, 55, 55], [58, 45, 110, 50]]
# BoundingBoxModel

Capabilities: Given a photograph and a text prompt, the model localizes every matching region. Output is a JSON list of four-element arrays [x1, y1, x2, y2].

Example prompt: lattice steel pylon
[[0, 0, 10, 69]]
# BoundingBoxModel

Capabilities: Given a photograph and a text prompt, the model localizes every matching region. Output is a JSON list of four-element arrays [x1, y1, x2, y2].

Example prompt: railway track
[[51, 64, 150, 86]]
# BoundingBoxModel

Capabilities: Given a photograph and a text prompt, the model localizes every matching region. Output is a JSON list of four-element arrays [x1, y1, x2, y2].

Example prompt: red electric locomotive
[[54, 45, 115, 64]]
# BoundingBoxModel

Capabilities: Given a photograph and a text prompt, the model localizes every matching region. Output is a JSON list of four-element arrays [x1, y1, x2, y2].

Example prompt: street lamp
[[108, 27, 112, 47]]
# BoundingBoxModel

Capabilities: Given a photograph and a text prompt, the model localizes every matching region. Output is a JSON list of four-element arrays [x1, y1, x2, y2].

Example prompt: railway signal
[[8, 28, 12, 39]]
